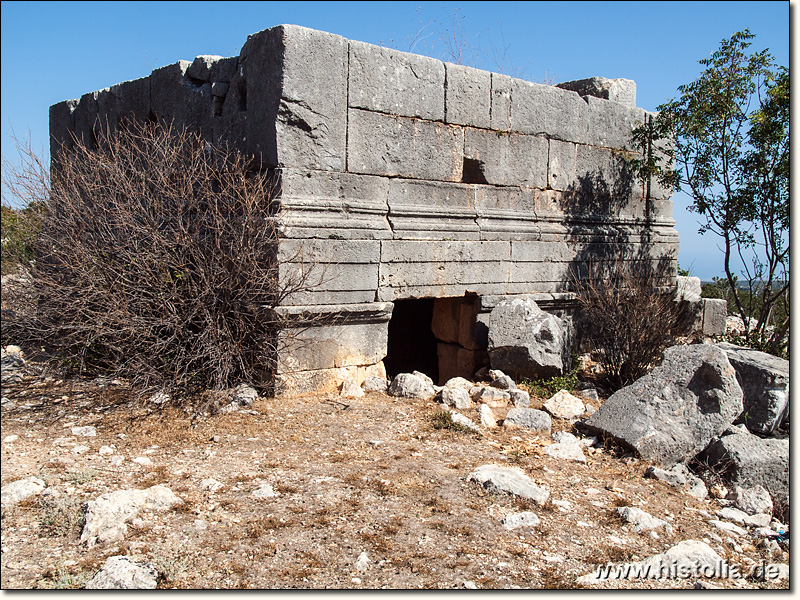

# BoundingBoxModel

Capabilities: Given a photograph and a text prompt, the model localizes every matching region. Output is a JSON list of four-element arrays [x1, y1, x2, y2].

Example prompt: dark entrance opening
[[384, 298, 438, 382]]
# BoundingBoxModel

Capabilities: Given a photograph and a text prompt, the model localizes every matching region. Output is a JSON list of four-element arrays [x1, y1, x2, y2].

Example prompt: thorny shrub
[[1, 121, 320, 399], [572, 255, 693, 392]]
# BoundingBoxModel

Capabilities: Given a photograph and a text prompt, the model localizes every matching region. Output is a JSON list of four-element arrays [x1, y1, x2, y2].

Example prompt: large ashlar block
[[150, 61, 214, 138], [511, 80, 589, 143], [445, 63, 491, 128], [583, 95, 647, 150], [463, 129, 547, 188], [242, 25, 348, 170], [386, 178, 479, 239], [437, 343, 486, 385], [277, 169, 391, 240], [348, 109, 464, 181], [432, 295, 483, 350], [348, 41, 445, 120]]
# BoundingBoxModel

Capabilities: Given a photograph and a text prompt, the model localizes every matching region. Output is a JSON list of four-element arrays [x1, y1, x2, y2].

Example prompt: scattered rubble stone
[[449, 411, 479, 432], [543, 390, 585, 419], [361, 376, 389, 393], [729, 485, 773, 517], [501, 511, 540, 530], [84, 555, 158, 589], [477, 404, 497, 428], [509, 389, 530, 408], [340, 378, 365, 398], [503, 408, 551, 434], [81, 485, 183, 547], [1, 476, 46, 508], [467, 464, 549, 505], [439, 387, 472, 410], [617, 506, 670, 534], [388, 373, 435, 399]]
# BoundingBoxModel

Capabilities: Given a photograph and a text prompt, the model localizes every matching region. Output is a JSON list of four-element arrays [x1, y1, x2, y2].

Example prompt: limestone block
[[445, 63, 491, 128], [437, 343, 486, 384], [276, 362, 387, 397], [432, 298, 461, 343], [385, 178, 478, 239], [490, 73, 512, 131], [463, 129, 547, 188], [348, 41, 445, 121], [586, 345, 743, 468], [511, 80, 588, 143], [572, 144, 639, 216], [557, 77, 637, 107], [150, 61, 214, 137], [241, 25, 348, 170], [702, 298, 727, 337], [583, 96, 646, 150], [348, 109, 463, 181], [717, 342, 790, 435], [548, 139, 577, 191], [276, 303, 392, 373], [474, 186, 535, 215], [277, 169, 391, 240]]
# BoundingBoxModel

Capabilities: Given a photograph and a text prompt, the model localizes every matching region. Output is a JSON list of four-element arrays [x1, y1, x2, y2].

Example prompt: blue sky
[[0, 1, 790, 279]]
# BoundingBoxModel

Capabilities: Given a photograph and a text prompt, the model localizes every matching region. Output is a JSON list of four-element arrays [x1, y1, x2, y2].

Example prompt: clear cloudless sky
[[0, 1, 791, 279]]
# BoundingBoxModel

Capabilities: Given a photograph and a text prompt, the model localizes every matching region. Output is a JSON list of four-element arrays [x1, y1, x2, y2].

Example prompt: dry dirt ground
[[0, 365, 789, 590]]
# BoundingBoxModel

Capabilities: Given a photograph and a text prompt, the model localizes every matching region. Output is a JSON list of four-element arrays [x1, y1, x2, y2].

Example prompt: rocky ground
[[0, 354, 789, 590]]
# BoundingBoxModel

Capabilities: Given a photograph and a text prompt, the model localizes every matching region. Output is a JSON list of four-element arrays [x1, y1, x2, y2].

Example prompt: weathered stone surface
[[348, 41, 445, 120], [729, 485, 773, 517], [501, 511, 540, 530], [543, 390, 585, 420], [548, 139, 577, 191], [81, 485, 182, 547], [490, 73, 512, 130], [252, 483, 278, 499], [467, 465, 549, 504], [439, 386, 472, 410], [544, 441, 587, 463], [477, 403, 498, 428], [340, 377, 365, 398], [463, 129, 547, 188], [445, 63, 491, 128], [388, 372, 436, 399], [716, 342, 790, 435], [617, 506, 669, 533], [509, 389, 530, 408], [585, 345, 743, 467], [150, 61, 213, 137], [1, 477, 46, 508], [582, 95, 646, 150], [449, 411, 479, 431], [698, 430, 788, 512], [472, 386, 511, 408], [488, 297, 571, 380], [242, 25, 348, 170], [437, 344, 485, 385], [362, 376, 389, 393], [511, 79, 588, 143], [701, 299, 727, 337], [348, 109, 463, 181], [503, 408, 551, 434], [84, 556, 158, 590], [557, 77, 637, 107]]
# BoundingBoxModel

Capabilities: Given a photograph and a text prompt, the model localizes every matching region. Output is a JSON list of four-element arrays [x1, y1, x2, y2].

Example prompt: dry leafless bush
[[573, 255, 692, 392], [2, 120, 319, 398]]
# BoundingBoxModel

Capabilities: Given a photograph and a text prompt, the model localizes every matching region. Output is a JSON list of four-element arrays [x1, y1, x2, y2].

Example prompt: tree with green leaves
[[633, 30, 789, 356]]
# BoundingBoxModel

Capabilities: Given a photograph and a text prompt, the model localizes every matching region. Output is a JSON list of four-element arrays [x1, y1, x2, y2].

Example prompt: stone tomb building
[[49, 25, 678, 394]]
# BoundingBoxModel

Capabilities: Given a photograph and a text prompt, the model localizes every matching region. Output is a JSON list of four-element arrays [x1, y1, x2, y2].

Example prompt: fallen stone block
[[717, 342, 789, 435], [585, 344, 743, 468], [84, 556, 158, 590], [503, 408, 551, 434]]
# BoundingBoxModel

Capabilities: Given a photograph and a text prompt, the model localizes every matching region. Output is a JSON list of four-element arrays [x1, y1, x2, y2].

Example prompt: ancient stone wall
[[50, 24, 679, 393]]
